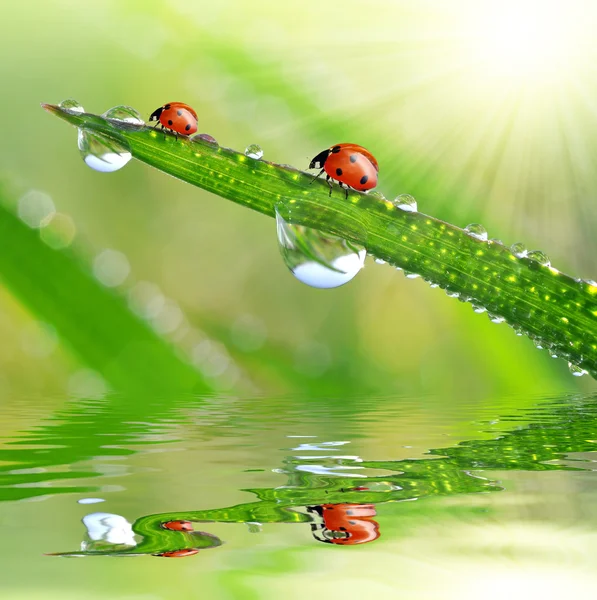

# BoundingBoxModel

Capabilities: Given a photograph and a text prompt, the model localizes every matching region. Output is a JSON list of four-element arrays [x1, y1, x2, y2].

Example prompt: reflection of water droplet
[[527, 250, 551, 266], [276, 207, 365, 289], [464, 223, 488, 241], [93, 249, 130, 287], [40, 213, 77, 249], [191, 133, 218, 145], [393, 194, 418, 212], [102, 105, 144, 125], [510, 242, 528, 258], [59, 98, 85, 113], [78, 129, 132, 173], [18, 190, 56, 228], [77, 498, 105, 505], [569, 362, 588, 377], [246, 522, 262, 533], [244, 144, 263, 159]]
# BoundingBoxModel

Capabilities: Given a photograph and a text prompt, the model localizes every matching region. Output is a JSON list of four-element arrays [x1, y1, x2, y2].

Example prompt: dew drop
[[473, 305, 487, 313], [429, 283, 439, 288], [446, 291, 460, 298], [393, 194, 418, 212], [191, 133, 218, 146], [275, 206, 365, 289], [367, 191, 387, 201], [527, 250, 551, 266], [510, 242, 527, 258], [488, 313, 505, 324], [59, 98, 85, 113], [102, 105, 144, 125], [245, 144, 263, 159], [464, 223, 488, 241], [78, 129, 132, 172], [404, 271, 421, 279], [569, 362, 588, 377]]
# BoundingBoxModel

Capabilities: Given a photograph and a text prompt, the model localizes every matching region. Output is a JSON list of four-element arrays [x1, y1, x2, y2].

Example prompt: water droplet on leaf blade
[[102, 105, 144, 125], [393, 194, 418, 212], [192, 133, 218, 146], [464, 223, 488, 241], [569, 362, 588, 377], [527, 250, 551, 266], [275, 206, 365, 289], [245, 144, 263, 159], [59, 98, 84, 113], [510, 242, 528, 258], [78, 129, 132, 172]]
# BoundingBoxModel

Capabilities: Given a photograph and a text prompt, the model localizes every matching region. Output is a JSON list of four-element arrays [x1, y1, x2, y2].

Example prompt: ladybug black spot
[[164, 104, 171, 110], [336, 168, 343, 176], [185, 124, 191, 131], [177, 109, 183, 116], [168, 120, 173, 126], [349, 154, 358, 163], [332, 145, 341, 153], [360, 175, 369, 185]]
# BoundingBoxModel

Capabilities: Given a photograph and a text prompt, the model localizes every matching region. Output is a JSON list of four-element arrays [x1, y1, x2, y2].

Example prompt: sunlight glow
[[470, 1, 582, 81]]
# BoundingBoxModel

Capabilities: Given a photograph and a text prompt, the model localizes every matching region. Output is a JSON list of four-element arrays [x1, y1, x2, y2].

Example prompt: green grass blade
[[0, 183, 210, 393], [43, 104, 597, 377]]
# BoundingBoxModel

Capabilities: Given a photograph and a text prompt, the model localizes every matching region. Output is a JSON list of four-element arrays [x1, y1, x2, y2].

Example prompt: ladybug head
[[309, 148, 331, 170], [149, 107, 164, 121]]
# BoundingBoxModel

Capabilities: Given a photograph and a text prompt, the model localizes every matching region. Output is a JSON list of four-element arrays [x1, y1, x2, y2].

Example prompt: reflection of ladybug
[[154, 548, 199, 558], [309, 143, 379, 198], [307, 503, 380, 545], [161, 520, 194, 532]]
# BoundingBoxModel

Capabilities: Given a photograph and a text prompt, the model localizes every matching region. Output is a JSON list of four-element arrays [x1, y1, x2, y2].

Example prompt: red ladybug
[[308, 503, 380, 546], [161, 520, 194, 532], [309, 144, 379, 198], [149, 102, 198, 137], [154, 548, 199, 558]]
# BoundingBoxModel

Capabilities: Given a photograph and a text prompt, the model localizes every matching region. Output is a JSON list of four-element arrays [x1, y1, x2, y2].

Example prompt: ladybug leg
[[326, 175, 333, 197], [309, 169, 325, 184]]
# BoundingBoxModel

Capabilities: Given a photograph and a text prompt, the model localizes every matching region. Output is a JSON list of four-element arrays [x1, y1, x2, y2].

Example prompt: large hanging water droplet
[[102, 105, 144, 125], [510, 242, 528, 258], [245, 144, 263, 159], [275, 206, 365, 289], [393, 194, 418, 212], [569, 362, 588, 377], [78, 129, 132, 173], [191, 133, 218, 146], [527, 250, 551, 266], [464, 223, 488, 241], [59, 98, 85, 114]]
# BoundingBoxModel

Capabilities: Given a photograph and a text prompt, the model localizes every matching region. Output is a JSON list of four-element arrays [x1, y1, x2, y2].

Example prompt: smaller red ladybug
[[154, 548, 199, 558], [149, 102, 198, 137], [161, 520, 194, 532], [309, 143, 379, 198]]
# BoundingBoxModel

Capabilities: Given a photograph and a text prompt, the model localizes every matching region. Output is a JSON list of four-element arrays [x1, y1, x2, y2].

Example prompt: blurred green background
[[2, 0, 597, 399]]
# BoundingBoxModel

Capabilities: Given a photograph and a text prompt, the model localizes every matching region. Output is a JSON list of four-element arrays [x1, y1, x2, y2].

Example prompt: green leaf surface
[[0, 181, 210, 393], [43, 104, 597, 377]]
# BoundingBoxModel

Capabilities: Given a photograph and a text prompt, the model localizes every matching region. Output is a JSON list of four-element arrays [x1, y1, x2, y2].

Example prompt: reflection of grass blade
[[44, 105, 597, 377], [0, 190, 209, 393]]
